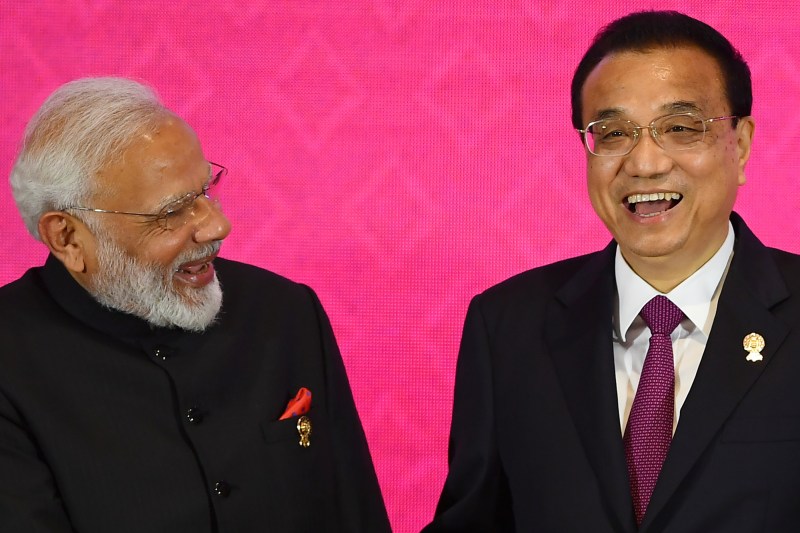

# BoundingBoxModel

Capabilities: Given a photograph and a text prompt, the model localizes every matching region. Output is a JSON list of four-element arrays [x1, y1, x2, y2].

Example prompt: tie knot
[[640, 295, 684, 335]]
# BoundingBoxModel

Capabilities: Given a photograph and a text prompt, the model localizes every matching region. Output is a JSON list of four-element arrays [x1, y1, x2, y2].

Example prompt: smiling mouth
[[624, 192, 683, 218], [177, 262, 211, 275], [173, 256, 217, 289], [171, 243, 222, 288]]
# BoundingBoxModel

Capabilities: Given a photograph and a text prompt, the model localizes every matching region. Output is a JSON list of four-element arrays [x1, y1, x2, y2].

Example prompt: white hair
[[90, 227, 224, 331], [10, 77, 169, 239]]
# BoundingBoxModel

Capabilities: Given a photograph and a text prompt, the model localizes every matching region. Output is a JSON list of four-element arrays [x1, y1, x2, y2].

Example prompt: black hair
[[570, 10, 752, 129]]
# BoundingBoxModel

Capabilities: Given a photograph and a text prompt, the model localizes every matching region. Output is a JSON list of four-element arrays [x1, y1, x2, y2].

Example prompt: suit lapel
[[642, 215, 791, 529], [545, 243, 637, 532]]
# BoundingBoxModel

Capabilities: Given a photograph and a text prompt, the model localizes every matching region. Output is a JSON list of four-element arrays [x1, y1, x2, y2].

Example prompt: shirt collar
[[615, 221, 734, 341]]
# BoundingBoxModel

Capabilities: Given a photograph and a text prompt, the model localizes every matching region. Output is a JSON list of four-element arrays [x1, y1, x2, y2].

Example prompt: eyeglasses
[[578, 113, 739, 156], [65, 162, 227, 231]]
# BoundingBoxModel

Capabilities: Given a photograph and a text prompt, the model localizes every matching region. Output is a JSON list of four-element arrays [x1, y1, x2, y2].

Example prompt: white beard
[[88, 236, 223, 332]]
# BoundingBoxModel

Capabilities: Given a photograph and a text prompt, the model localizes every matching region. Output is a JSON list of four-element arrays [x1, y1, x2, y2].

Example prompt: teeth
[[177, 263, 208, 274], [627, 192, 682, 204]]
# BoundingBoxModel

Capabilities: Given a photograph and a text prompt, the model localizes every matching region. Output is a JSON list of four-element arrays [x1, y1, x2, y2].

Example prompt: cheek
[[698, 141, 739, 176], [708, 131, 741, 162], [134, 235, 190, 267], [586, 160, 619, 194], [586, 172, 616, 217]]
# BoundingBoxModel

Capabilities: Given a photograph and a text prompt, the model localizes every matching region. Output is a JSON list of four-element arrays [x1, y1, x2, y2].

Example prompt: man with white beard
[[0, 77, 390, 533]]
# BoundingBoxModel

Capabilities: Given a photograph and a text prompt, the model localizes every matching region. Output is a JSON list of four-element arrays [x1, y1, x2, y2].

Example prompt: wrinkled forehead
[[92, 115, 209, 208], [580, 46, 728, 123]]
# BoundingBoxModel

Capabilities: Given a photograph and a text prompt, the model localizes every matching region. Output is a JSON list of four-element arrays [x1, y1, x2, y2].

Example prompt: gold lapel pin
[[297, 415, 312, 447], [743, 333, 765, 362]]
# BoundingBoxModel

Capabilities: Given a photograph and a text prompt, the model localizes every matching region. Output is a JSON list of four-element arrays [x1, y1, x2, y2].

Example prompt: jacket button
[[186, 407, 204, 424], [214, 481, 231, 498]]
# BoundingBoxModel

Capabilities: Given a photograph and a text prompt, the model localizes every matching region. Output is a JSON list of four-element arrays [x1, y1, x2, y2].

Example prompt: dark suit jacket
[[0, 256, 390, 533], [425, 213, 800, 532]]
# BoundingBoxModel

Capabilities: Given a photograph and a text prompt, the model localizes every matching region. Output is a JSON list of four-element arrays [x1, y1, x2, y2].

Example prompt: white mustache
[[173, 240, 222, 270]]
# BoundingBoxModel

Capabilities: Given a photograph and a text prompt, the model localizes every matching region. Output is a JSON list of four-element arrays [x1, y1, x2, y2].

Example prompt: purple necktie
[[623, 295, 684, 526]]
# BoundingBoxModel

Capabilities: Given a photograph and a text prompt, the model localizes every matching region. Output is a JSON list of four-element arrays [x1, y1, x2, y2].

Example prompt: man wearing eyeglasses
[[426, 11, 800, 532], [0, 77, 390, 533]]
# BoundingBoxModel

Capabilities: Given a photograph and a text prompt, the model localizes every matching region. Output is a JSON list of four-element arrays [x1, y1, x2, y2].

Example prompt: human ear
[[38, 211, 91, 274], [735, 117, 755, 186]]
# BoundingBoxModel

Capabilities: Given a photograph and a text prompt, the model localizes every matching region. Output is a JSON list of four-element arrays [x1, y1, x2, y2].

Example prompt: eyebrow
[[152, 165, 214, 214], [660, 100, 704, 114], [592, 107, 626, 121], [590, 101, 706, 123]]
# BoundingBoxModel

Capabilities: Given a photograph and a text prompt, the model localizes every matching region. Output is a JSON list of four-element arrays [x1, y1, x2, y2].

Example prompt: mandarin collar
[[39, 254, 206, 347]]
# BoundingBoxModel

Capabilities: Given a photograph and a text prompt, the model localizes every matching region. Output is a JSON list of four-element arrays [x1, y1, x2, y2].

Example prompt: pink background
[[2, 2, 799, 531]]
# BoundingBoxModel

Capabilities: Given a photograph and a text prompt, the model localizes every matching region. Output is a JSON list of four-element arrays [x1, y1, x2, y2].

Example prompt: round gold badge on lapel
[[742, 332, 765, 362]]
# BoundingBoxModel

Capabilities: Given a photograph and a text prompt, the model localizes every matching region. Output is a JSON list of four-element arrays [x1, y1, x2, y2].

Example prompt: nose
[[622, 126, 674, 178], [191, 196, 232, 243]]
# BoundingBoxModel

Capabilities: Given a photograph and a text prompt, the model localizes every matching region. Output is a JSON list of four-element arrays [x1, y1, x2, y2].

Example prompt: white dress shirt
[[613, 222, 735, 435]]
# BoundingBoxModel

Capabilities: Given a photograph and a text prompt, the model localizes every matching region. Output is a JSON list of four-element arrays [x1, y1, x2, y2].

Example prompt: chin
[[158, 277, 224, 331], [619, 234, 688, 260]]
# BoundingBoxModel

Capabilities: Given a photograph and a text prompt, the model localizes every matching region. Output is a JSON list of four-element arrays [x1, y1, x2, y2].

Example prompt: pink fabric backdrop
[[2, 2, 799, 531]]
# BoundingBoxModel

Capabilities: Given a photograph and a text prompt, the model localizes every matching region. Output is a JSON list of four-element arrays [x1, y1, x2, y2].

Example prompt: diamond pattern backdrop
[[2, 2, 799, 531]]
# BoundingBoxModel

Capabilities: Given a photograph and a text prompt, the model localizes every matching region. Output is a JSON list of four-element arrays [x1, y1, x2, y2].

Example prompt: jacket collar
[[545, 241, 636, 531], [642, 212, 789, 529], [39, 254, 210, 348], [544, 213, 791, 531]]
